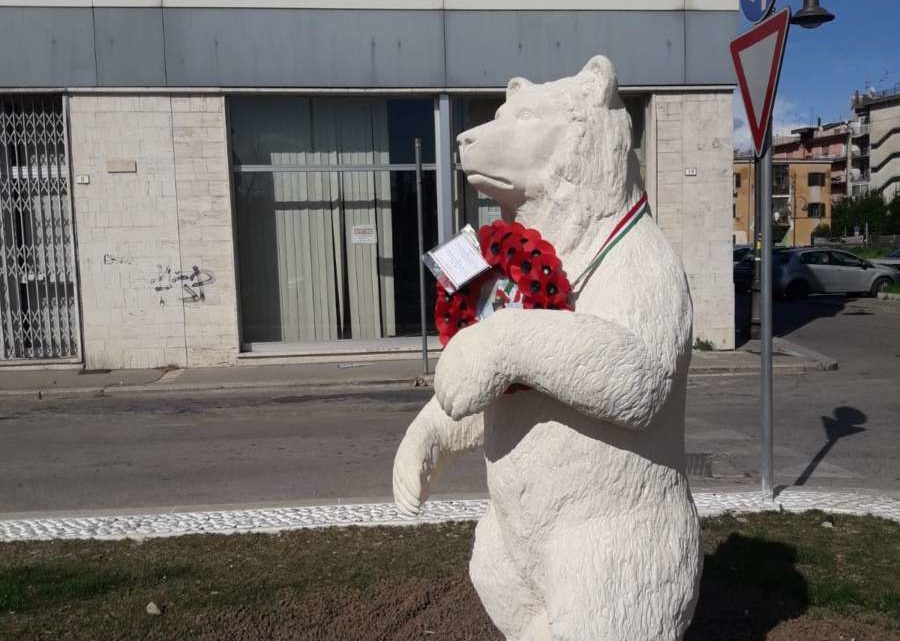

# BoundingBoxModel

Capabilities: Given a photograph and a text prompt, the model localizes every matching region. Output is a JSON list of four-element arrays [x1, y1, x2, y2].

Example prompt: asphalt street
[[1, 296, 898, 518]]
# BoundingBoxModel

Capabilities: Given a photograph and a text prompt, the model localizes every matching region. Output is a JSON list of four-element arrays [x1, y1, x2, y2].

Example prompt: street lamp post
[[790, 0, 835, 29]]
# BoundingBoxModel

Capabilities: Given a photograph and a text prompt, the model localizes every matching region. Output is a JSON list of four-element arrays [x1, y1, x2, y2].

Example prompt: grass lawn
[[1, 511, 898, 641]]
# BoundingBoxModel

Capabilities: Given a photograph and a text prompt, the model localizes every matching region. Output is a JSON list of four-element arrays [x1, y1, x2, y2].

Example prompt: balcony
[[851, 123, 870, 137], [831, 169, 870, 185]]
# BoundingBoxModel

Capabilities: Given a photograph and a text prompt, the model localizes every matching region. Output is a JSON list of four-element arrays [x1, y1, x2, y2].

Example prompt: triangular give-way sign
[[731, 7, 791, 157]]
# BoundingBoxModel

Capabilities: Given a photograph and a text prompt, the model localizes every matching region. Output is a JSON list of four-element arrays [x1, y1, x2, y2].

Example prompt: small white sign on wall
[[351, 224, 378, 245]]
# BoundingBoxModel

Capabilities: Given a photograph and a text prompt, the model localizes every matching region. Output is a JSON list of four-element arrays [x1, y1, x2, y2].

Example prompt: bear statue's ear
[[506, 77, 533, 98], [578, 55, 618, 104]]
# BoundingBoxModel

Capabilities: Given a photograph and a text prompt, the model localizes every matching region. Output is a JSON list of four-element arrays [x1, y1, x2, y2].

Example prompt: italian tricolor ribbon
[[571, 193, 650, 290]]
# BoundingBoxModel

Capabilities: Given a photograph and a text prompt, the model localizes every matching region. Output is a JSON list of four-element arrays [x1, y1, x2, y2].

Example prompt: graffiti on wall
[[151, 265, 216, 305]]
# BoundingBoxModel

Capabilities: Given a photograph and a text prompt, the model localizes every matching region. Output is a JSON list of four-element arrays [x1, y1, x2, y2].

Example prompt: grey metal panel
[[0, 8, 96, 87], [685, 10, 738, 85], [162, 8, 445, 87], [444, 11, 686, 87], [94, 8, 167, 87]]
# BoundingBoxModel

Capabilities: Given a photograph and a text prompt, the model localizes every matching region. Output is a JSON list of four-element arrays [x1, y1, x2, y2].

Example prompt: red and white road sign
[[731, 7, 791, 157]]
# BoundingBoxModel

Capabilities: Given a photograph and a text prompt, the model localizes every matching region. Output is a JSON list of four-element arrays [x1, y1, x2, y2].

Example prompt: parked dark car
[[733, 245, 754, 293], [773, 248, 899, 299], [874, 248, 900, 270]]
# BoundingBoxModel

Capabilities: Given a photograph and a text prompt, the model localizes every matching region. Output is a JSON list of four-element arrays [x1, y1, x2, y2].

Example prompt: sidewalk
[[0, 338, 836, 399]]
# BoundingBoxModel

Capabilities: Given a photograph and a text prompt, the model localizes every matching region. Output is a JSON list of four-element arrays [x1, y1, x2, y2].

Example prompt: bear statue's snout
[[457, 131, 476, 151]]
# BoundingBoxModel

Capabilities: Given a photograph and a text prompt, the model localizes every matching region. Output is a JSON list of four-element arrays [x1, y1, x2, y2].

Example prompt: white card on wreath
[[422, 225, 491, 293]]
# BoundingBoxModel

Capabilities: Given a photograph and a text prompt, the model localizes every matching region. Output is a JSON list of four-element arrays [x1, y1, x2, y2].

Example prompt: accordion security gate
[[0, 95, 80, 361]]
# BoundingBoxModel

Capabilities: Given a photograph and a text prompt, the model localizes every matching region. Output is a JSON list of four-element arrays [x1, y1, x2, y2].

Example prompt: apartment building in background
[[853, 85, 900, 202], [734, 157, 832, 247], [0, 0, 739, 369], [773, 120, 868, 201]]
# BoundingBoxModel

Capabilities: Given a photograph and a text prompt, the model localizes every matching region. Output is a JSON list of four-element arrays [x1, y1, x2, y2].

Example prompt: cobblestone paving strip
[[1, 490, 897, 541]]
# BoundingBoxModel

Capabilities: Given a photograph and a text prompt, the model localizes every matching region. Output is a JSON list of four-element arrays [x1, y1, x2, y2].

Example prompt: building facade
[[0, 0, 739, 368], [854, 86, 900, 202], [773, 121, 868, 201], [734, 158, 832, 248]]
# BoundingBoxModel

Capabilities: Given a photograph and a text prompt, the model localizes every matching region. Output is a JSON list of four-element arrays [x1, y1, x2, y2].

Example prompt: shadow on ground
[[686, 534, 807, 641], [792, 406, 868, 488], [735, 293, 849, 347]]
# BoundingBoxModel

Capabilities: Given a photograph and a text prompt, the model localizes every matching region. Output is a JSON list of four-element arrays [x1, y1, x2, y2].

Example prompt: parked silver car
[[774, 248, 899, 299]]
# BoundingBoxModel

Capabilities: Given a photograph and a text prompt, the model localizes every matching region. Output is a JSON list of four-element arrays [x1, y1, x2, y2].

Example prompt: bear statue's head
[[457, 55, 644, 258]]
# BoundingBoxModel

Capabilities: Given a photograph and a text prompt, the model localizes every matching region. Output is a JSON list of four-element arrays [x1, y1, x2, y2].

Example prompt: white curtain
[[269, 98, 394, 342]]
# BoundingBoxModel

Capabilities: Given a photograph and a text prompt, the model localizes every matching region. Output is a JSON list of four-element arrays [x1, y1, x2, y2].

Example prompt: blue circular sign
[[741, 0, 775, 23]]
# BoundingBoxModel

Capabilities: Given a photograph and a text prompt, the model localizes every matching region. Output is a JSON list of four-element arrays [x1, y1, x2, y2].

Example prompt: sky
[[733, 0, 900, 150]]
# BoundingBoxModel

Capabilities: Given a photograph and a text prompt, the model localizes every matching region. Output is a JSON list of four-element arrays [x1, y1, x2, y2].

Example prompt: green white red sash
[[571, 193, 649, 290]]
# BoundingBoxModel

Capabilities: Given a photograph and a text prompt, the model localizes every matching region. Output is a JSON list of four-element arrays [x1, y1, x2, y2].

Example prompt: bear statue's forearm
[[393, 396, 484, 515], [435, 309, 677, 429]]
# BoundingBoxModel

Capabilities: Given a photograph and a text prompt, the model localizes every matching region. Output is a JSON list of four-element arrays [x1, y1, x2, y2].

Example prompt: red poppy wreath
[[434, 219, 574, 347]]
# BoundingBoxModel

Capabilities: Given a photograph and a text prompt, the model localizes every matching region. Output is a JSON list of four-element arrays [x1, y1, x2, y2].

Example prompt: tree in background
[[812, 222, 831, 240], [832, 193, 900, 238]]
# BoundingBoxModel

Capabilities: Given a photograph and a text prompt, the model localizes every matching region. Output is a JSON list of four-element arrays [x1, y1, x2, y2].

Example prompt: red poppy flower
[[433, 218, 573, 348], [479, 226, 504, 267]]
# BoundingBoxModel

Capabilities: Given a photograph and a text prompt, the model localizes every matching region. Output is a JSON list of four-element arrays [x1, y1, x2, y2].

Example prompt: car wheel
[[870, 277, 892, 297], [785, 280, 810, 300]]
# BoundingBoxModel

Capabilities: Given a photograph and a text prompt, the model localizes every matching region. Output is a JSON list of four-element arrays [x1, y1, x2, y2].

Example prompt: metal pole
[[414, 138, 430, 375], [846, 124, 853, 199], [759, 119, 775, 501], [750, 158, 762, 339], [791, 174, 797, 247]]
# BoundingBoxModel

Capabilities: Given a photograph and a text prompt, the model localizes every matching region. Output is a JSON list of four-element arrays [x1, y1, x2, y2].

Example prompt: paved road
[[1, 297, 899, 517]]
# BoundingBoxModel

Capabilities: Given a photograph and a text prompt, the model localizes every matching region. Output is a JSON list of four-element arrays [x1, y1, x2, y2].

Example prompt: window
[[773, 164, 789, 194], [229, 96, 438, 345], [733, 204, 736, 218], [807, 203, 825, 218], [734, 173, 741, 189], [830, 251, 863, 267], [800, 251, 830, 265], [808, 172, 826, 187], [622, 95, 647, 178]]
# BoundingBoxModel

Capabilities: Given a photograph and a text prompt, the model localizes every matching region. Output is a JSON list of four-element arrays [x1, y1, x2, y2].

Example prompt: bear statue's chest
[[482, 395, 663, 518]]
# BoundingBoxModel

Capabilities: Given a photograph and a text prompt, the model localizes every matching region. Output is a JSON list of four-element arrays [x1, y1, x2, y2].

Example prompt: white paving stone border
[[1, 490, 898, 542]]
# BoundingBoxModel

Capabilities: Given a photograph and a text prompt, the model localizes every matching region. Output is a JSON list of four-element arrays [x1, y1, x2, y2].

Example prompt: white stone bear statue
[[393, 55, 701, 641]]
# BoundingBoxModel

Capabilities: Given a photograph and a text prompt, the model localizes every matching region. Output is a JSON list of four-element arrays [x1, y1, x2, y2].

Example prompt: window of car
[[829, 251, 864, 267], [800, 251, 830, 265], [889, 248, 900, 258]]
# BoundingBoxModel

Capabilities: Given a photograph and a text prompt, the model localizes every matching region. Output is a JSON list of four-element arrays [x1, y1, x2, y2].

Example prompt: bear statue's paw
[[392, 412, 441, 516], [434, 327, 511, 420], [392, 447, 426, 517]]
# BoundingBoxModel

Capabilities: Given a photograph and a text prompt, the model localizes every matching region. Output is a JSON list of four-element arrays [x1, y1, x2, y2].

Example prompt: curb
[[1, 490, 896, 541], [773, 337, 839, 371], [0, 354, 832, 401], [0, 376, 436, 401], [877, 291, 900, 301]]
